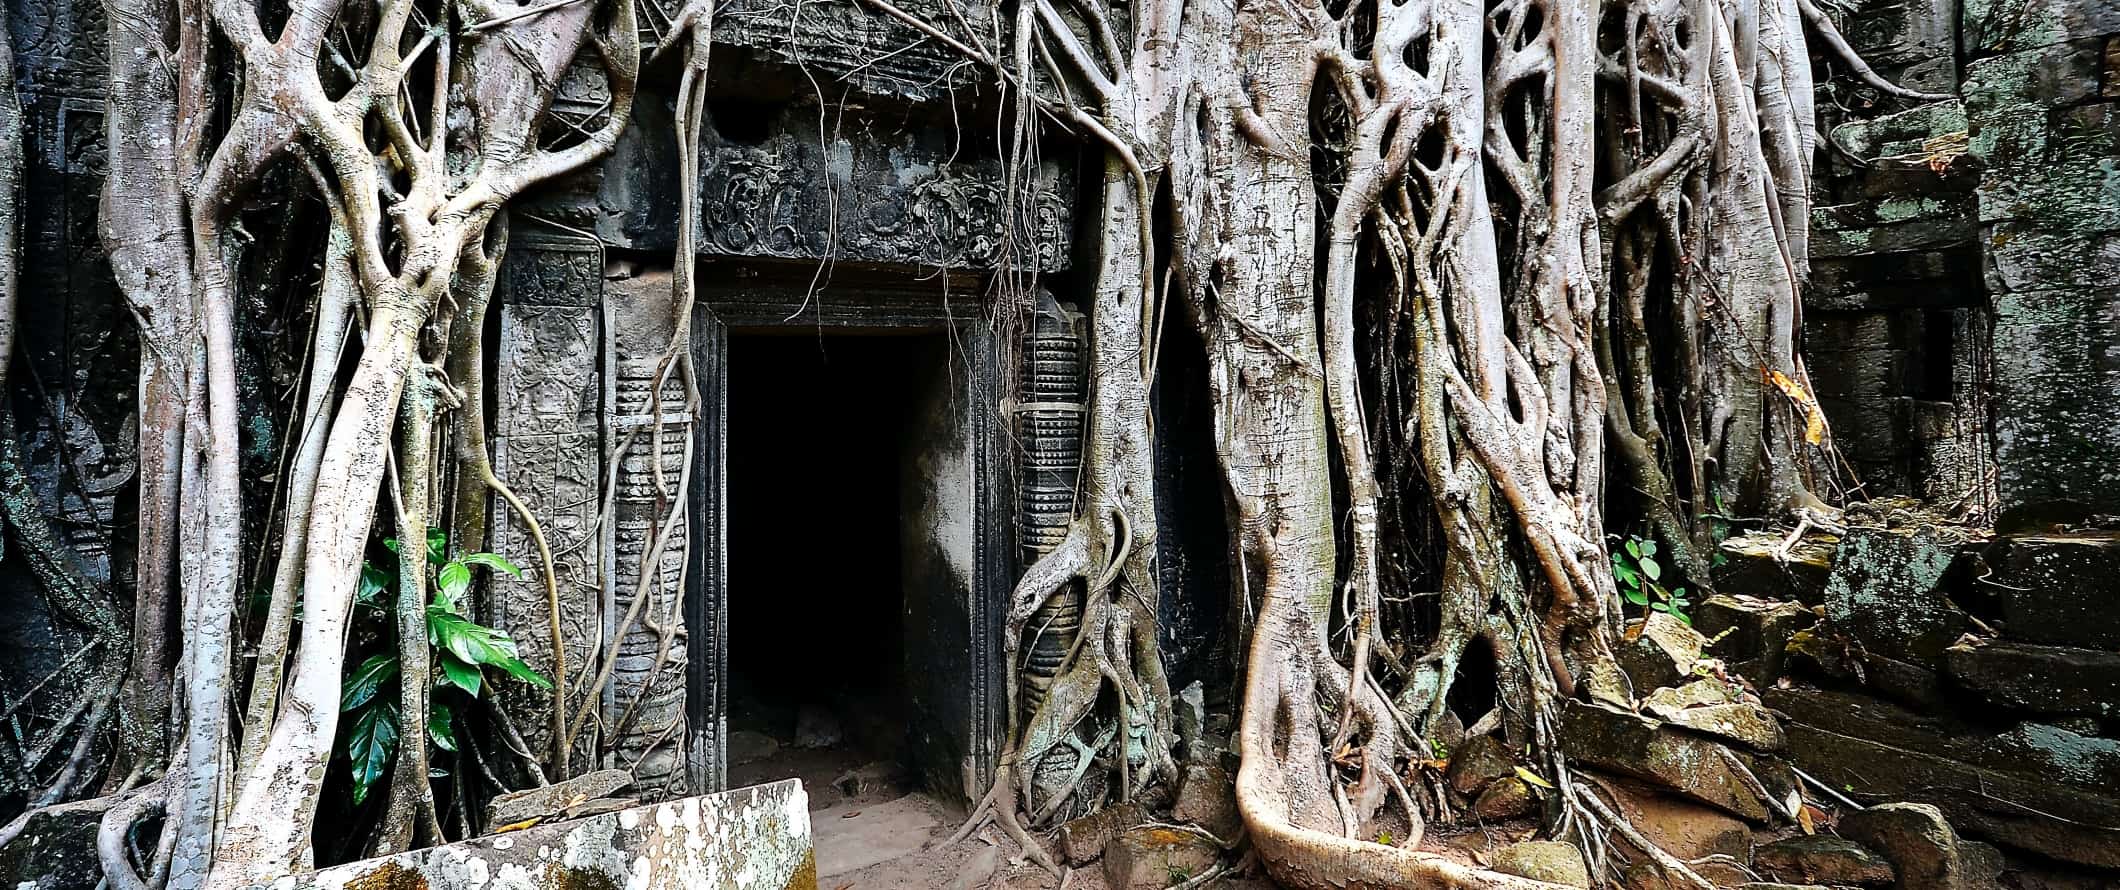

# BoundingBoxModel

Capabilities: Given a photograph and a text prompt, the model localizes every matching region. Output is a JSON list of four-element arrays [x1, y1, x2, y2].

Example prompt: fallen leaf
[[1763, 368, 1827, 445], [1514, 766, 1556, 790], [841, 810, 862, 819]]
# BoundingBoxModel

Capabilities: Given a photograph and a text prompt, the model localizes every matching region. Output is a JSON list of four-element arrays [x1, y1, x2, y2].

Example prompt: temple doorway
[[722, 330, 947, 809]]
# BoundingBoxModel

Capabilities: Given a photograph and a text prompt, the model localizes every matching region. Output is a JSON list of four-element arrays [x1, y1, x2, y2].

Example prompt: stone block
[[1823, 526, 1970, 663], [1488, 841, 1590, 888], [1695, 595, 1817, 688], [1755, 835, 1897, 886], [1618, 613, 1711, 692], [1978, 535, 2120, 648], [1101, 827, 1220, 889], [1557, 701, 1774, 821], [0, 800, 103, 890], [1587, 774, 1753, 861], [275, 779, 814, 890], [1944, 639, 2120, 718], [1812, 193, 1977, 259], [1715, 532, 1836, 605], [1768, 688, 2120, 868]]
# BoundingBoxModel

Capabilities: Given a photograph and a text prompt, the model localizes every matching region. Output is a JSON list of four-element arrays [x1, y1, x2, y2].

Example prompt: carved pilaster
[[488, 234, 607, 775], [601, 274, 692, 798]]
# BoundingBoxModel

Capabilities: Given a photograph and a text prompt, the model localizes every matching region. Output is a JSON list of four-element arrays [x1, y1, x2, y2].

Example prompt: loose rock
[[1471, 776, 1538, 821], [1755, 835, 1897, 886], [1172, 763, 1242, 841], [1618, 613, 1711, 692], [1487, 840, 1590, 888], [1102, 826, 1221, 890], [1840, 802, 1965, 890], [1056, 801, 1149, 865], [728, 729, 780, 765], [1445, 733, 1517, 797], [485, 767, 633, 827], [1558, 701, 1776, 821]]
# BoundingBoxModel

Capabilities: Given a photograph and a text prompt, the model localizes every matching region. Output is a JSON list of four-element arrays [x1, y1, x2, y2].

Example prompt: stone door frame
[[684, 267, 1013, 802]]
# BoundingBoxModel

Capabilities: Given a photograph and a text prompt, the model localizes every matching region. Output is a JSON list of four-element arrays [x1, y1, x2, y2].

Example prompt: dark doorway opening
[[725, 331, 941, 807]]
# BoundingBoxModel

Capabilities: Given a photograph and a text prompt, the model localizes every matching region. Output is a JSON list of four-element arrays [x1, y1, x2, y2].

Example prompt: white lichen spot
[[625, 855, 652, 890]]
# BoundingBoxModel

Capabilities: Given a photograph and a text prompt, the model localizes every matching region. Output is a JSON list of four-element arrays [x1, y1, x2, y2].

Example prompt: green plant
[[339, 529, 549, 805], [1611, 534, 1693, 625]]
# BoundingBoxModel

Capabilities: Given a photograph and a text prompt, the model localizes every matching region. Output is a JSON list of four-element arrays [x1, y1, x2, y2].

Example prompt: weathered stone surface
[[1840, 803, 1966, 890], [1557, 701, 1774, 821], [593, 99, 1073, 272], [1769, 687, 2120, 868], [1102, 827, 1221, 889], [1964, 0, 2120, 55], [278, 779, 814, 890], [1172, 763, 1242, 841], [487, 768, 635, 827], [1823, 526, 1969, 663], [1057, 802, 1149, 865], [1644, 680, 1786, 751], [1445, 733, 1518, 797], [1963, 21, 2120, 524], [0, 802, 103, 890], [1771, 687, 2120, 795], [1696, 595, 1818, 688], [1618, 613, 1711, 692], [1978, 534, 2120, 649], [1471, 777, 1539, 821], [1813, 194, 1978, 259], [1588, 774, 1753, 861], [1487, 841, 1590, 888], [1944, 639, 2120, 718], [1755, 835, 1897, 886], [1716, 532, 1837, 606]]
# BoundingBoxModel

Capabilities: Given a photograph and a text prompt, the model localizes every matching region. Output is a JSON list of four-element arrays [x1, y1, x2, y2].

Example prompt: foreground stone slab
[[273, 779, 813, 890], [1767, 687, 2120, 868]]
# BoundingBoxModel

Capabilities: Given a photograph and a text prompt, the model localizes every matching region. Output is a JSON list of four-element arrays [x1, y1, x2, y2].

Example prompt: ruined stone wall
[[1805, 0, 1995, 513]]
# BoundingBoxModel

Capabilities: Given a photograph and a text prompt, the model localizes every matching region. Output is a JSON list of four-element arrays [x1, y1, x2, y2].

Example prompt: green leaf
[[1612, 559, 1639, 588], [1622, 586, 1651, 606], [430, 700, 458, 752], [1640, 556, 1662, 582], [436, 562, 472, 609], [341, 653, 400, 711], [427, 526, 448, 565], [346, 702, 399, 806], [439, 654, 483, 697], [1624, 539, 1641, 558], [460, 552, 523, 578], [428, 609, 551, 689], [1638, 539, 1658, 558], [1514, 766, 1555, 790], [383, 537, 402, 554], [357, 563, 391, 607]]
